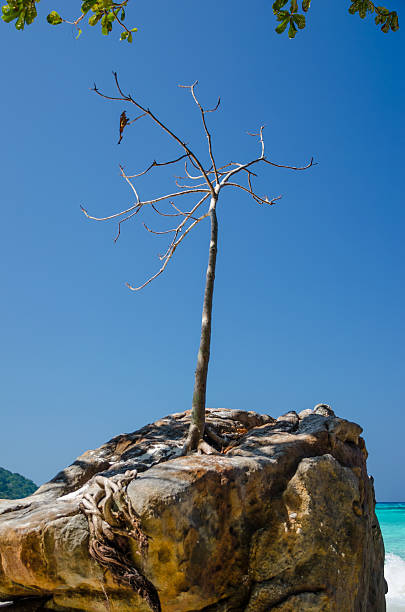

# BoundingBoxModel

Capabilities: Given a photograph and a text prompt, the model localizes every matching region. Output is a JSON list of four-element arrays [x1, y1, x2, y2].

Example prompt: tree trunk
[[184, 202, 218, 453]]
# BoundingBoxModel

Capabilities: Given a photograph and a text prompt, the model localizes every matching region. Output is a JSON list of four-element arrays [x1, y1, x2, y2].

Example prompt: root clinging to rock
[[80, 469, 161, 612]]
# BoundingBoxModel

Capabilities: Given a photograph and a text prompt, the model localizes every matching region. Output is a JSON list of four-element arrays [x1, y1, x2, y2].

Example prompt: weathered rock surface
[[0, 406, 386, 611]]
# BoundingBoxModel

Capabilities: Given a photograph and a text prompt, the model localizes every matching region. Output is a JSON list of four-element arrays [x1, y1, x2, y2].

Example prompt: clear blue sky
[[0, 0, 404, 500]]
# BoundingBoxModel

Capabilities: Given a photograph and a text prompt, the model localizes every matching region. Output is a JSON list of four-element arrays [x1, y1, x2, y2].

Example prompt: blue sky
[[0, 0, 404, 500]]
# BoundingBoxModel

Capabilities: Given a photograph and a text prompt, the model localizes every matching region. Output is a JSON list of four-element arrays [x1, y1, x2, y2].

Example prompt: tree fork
[[184, 199, 218, 453]]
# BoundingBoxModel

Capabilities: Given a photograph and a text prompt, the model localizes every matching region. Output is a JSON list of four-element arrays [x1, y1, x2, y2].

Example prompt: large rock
[[0, 407, 386, 611]]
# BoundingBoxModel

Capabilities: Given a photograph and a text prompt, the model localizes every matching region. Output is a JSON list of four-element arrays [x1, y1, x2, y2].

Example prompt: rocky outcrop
[[0, 406, 386, 611]]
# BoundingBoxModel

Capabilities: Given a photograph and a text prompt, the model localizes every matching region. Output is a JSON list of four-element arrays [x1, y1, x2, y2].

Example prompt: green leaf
[[381, 19, 390, 31], [348, 1, 360, 14], [47, 10, 63, 24], [127, 31, 132, 42], [272, 0, 288, 13], [88, 12, 101, 25], [25, 0, 36, 24], [81, 0, 97, 14], [120, 7, 125, 19], [288, 18, 297, 37], [391, 12, 399, 30], [293, 12, 306, 27], [2, 6, 19, 23], [290, 0, 298, 12], [120, 30, 128, 39], [302, 0, 311, 12], [75, 26, 82, 38], [275, 17, 289, 32], [15, 10, 25, 28], [276, 9, 290, 20]]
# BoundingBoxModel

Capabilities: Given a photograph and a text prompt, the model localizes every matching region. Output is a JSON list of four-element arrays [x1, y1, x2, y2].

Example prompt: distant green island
[[0, 466, 38, 499]]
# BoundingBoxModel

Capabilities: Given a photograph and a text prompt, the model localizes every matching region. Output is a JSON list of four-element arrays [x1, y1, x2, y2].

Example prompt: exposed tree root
[[204, 425, 226, 449], [80, 470, 161, 612], [181, 424, 224, 456], [181, 423, 200, 455], [181, 415, 260, 456], [197, 439, 219, 455]]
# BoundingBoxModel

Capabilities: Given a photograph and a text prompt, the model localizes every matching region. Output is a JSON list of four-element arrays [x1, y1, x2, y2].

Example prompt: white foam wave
[[386, 553, 405, 611]]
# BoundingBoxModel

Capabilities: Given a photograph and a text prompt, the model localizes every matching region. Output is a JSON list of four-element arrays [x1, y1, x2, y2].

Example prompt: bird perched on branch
[[118, 110, 129, 144]]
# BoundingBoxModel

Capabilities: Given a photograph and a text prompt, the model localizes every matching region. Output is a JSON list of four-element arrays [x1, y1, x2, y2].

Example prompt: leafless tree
[[81, 72, 314, 453]]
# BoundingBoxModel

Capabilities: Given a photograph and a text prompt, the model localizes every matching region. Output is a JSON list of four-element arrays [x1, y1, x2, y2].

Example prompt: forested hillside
[[0, 466, 37, 499]]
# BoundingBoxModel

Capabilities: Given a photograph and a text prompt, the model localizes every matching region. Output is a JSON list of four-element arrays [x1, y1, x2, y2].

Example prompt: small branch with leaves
[[272, 0, 398, 38], [2, 0, 137, 40], [1, 0, 398, 37]]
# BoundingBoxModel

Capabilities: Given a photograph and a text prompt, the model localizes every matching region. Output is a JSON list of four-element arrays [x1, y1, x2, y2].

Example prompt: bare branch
[[126, 200, 210, 291], [114, 209, 142, 243], [224, 182, 282, 206], [247, 125, 266, 158], [143, 223, 181, 236], [169, 201, 198, 220], [127, 112, 148, 125], [112, 72, 216, 196], [150, 203, 197, 221], [158, 194, 210, 261], [169, 210, 210, 251], [81, 185, 209, 225], [151, 204, 183, 217], [80, 202, 140, 222], [205, 97, 221, 113], [240, 166, 258, 178], [93, 74, 215, 196], [226, 126, 315, 183], [182, 161, 238, 182], [179, 81, 220, 185], [145, 188, 210, 202], [184, 160, 202, 180], [92, 85, 127, 103], [175, 178, 208, 190], [120, 165, 140, 203], [126, 258, 171, 292], [261, 156, 315, 171], [221, 154, 314, 185], [126, 154, 189, 179]]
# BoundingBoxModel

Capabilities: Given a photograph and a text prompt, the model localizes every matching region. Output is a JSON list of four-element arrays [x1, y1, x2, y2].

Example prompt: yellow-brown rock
[[0, 407, 386, 611]]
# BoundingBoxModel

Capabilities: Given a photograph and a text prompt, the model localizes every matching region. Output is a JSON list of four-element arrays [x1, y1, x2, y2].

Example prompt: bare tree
[[81, 73, 314, 453]]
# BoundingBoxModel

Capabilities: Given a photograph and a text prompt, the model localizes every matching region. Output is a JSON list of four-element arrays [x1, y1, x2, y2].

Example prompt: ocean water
[[376, 503, 405, 611]]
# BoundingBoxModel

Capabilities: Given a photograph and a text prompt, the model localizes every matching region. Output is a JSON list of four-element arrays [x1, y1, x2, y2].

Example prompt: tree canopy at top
[[1, 0, 399, 41]]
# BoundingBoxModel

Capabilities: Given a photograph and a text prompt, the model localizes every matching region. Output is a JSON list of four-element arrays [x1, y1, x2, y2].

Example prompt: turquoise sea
[[376, 503, 405, 611]]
